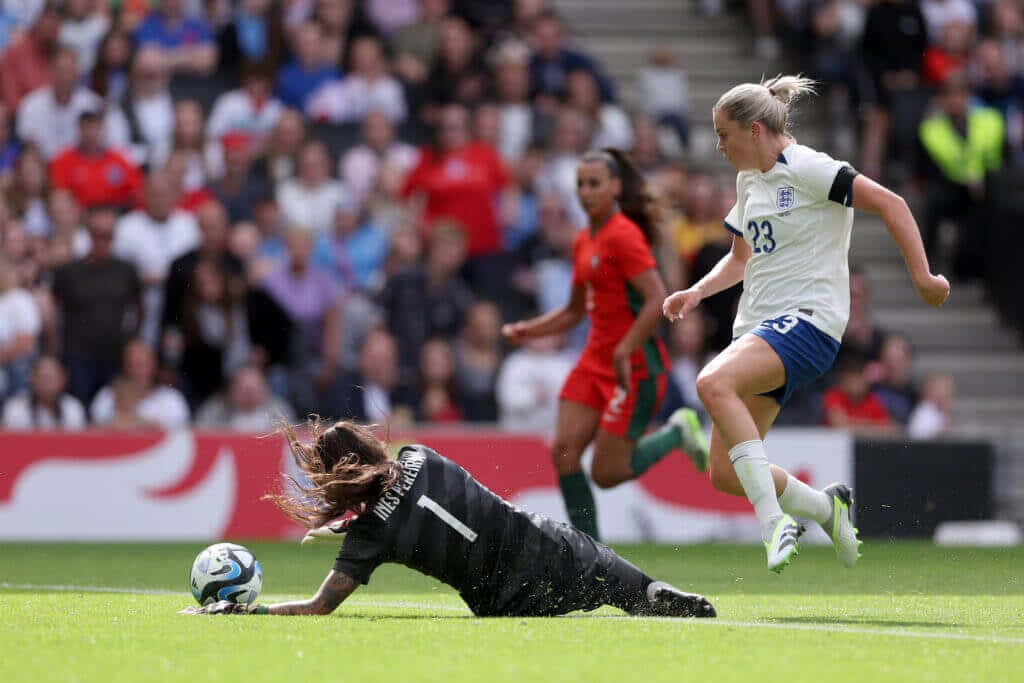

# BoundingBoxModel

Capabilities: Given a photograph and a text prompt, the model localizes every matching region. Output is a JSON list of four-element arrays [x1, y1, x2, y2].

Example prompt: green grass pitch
[[1, 541, 1022, 682]]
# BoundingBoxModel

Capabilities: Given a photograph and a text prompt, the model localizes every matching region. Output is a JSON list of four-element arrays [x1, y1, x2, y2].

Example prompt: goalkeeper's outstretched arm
[[180, 570, 358, 616]]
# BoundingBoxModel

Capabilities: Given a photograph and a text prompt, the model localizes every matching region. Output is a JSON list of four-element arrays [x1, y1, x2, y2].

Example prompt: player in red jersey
[[502, 149, 708, 539]]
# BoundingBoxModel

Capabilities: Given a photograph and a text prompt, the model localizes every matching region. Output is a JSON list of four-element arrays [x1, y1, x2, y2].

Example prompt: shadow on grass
[[769, 616, 959, 628]]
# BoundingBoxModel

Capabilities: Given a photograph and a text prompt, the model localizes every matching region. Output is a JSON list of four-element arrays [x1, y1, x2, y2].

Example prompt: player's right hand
[[914, 273, 950, 307], [662, 288, 702, 322], [501, 322, 529, 344], [178, 601, 260, 615]]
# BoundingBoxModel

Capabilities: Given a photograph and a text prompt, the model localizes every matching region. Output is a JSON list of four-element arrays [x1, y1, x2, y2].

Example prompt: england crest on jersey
[[777, 186, 795, 211]]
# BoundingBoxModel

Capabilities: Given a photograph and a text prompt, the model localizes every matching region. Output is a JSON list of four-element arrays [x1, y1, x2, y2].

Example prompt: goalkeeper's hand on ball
[[178, 601, 268, 615]]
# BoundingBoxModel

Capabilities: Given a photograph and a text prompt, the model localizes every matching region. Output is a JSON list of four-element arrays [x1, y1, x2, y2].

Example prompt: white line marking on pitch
[[3, 583, 1022, 644]]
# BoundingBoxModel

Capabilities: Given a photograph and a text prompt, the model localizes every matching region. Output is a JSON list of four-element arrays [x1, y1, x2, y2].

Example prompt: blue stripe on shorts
[[748, 315, 841, 407]]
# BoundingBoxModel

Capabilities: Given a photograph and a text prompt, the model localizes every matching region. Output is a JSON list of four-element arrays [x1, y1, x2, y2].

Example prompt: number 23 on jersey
[[746, 220, 776, 254]]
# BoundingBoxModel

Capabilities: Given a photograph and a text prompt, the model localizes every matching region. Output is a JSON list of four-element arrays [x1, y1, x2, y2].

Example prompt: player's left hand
[[612, 346, 631, 391], [178, 601, 261, 615]]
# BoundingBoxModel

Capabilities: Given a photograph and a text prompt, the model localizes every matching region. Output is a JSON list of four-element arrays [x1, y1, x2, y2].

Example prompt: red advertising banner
[[0, 429, 851, 542]]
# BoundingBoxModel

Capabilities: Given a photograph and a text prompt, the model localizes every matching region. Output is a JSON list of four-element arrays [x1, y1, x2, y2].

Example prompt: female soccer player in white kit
[[663, 76, 950, 573]]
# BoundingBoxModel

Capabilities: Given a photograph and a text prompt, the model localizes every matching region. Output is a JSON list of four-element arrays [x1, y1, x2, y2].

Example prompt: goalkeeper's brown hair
[[263, 418, 401, 528]]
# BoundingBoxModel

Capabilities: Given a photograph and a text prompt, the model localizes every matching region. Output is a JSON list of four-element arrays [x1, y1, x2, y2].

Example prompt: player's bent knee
[[695, 370, 725, 408], [551, 443, 584, 475]]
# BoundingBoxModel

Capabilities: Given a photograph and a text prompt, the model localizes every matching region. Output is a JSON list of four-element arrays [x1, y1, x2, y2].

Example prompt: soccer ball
[[189, 542, 263, 605]]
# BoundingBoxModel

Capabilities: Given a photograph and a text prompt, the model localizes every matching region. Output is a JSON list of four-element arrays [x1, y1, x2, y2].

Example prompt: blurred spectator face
[[229, 366, 270, 412], [516, 146, 544, 187], [145, 172, 177, 220], [86, 209, 117, 259], [99, 31, 132, 71], [388, 226, 422, 270], [992, 0, 1023, 38], [538, 194, 573, 253], [174, 101, 204, 148], [243, 71, 273, 103], [515, 0, 545, 27], [223, 139, 252, 177], [315, 0, 354, 32], [496, 60, 530, 103], [53, 51, 80, 98], [197, 201, 229, 251], [837, 362, 869, 401], [686, 175, 717, 222], [160, 0, 184, 20], [566, 70, 600, 112], [420, 337, 455, 385], [131, 47, 169, 97], [273, 109, 306, 154], [243, 0, 272, 15], [34, 6, 61, 44], [651, 165, 687, 208], [427, 222, 466, 275], [123, 339, 157, 387], [298, 142, 331, 184], [632, 116, 660, 167], [670, 310, 706, 358], [533, 15, 564, 58], [31, 356, 67, 405], [941, 20, 973, 56], [464, 301, 501, 348], [977, 40, 1009, 84], [350, 36, 384, 78], [285, 228, 314, 269], [2, 221, 28, 263], [553, 107, 588, 154], [15, 149, 46, 195], [921, 374, 955, 412], [422, 0, 450, 21], [473, 104, 500, 145], [439, 16, 474, 68], [438, 104, 471, 151], [941, 73, 970, 119], [360, 329, 398, 389], [375, 161, 406, 198], [254, 198, 283, 238], [49, 189, 81, 231], [294, 22, 324, 68], [333, 200, 360, 237], [193, 258, 226, 303], [363, 111, 395, 151], [880, 335, 913, 386], [78, 114, 104, 152], [228, 221, 260, 262]]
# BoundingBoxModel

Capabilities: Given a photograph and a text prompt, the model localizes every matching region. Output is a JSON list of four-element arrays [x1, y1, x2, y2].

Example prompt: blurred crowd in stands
[[0, 0, 954, 439]]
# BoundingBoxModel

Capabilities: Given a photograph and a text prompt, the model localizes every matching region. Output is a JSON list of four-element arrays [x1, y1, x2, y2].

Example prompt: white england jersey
[[725, 142, 858, 343]]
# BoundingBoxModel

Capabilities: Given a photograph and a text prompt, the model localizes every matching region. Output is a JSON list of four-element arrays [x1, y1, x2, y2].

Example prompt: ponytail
[[580, 148, 657, 245], [715, 74, 817, 136]]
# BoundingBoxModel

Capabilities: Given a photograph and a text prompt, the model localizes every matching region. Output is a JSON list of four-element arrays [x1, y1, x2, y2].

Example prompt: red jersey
[[50, 148, 143, 209], [401, 142, 509, 257], [822, 388, 891, 427], [571, 212, 667, 376]]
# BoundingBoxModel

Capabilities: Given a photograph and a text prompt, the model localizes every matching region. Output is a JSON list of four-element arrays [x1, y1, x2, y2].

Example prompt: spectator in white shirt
[[16, 48, 119, 160], [0, 253, 41, 399], [195, 364, 294, 432], [106, 46, 175, 169], [90, 337, 190, 430], [276, 139, 349, 234], [565, 68, 632, 151], [206, 60, 283, 152], [2, 354, 87, 429], [496, 334, 574, 433], [536, 106, 590, 228], [907, 373, 955, 439], [921, 0, 976, 43], [113, 169, 200, 344], [492, 39, 534, 162], [306, 35, 406, 124], [339, 110, 418, 203], [58, 0, 109, 76], [637, 47, 691, 148]]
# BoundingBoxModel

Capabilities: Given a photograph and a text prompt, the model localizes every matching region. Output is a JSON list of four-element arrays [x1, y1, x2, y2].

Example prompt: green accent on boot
[[558, 472, 600, 540]]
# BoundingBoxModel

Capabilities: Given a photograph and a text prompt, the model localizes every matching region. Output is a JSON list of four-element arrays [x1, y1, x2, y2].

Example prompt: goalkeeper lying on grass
[[180, 418, 715, 618]]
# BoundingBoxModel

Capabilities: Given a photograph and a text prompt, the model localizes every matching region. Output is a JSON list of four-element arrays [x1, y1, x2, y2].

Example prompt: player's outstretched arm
[[663, 235, 750, 321], [850, 174, 950, 307], [179, 570, 359, 616], [502, 285, 586, 343]]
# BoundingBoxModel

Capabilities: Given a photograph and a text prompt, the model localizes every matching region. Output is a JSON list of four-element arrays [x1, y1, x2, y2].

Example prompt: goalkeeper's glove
[[178, 601, 269, 615], [301, 507, 363, 545]]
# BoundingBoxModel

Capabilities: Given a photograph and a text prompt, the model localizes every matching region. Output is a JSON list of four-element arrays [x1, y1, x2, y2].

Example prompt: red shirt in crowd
[[571, 211, 668, 375], [401, 142, 509, 257], [50, 147, 144, 209], [822, 388, 892, 427]]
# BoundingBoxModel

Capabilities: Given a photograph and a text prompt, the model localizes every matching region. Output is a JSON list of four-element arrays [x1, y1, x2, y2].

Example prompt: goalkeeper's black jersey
[[334, 445, 607, 616]]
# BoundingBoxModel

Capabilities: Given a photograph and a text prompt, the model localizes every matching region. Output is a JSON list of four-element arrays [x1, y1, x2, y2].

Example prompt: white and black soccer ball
[[189, 542, 263, 606]]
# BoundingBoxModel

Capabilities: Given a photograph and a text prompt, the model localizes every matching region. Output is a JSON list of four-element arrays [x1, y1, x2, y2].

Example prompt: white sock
[[728, 439, 783, 540], [778, 474, 832, 526]]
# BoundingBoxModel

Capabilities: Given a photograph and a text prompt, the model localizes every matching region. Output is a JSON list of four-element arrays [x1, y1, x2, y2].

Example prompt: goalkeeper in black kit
[[180, 419, 716, 619]]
